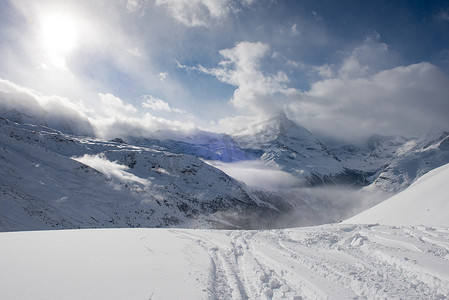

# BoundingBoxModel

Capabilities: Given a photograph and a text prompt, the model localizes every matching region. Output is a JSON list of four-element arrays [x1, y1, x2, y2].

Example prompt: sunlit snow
[[1, 224, 449, 299]]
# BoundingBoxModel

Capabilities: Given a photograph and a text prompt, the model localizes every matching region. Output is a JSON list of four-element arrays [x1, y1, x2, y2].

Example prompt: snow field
[[345, 163, 449, 226], [0, 229, 210, 299], [1, 224, 449, 299]]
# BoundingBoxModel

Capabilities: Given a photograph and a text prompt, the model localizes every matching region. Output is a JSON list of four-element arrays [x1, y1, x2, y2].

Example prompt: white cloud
[[197, 37, 449, 141], [270, 36, 449, 141], [0, 79, 94, 136], [92, 93, 191, 139], [311, 34, 395, 81], [207, 160, 301, 190], [98, 93, 137, 116], [154, 0, 255, 27], [198, 41, 293, 116], [313, 64, 334, 79], [0, 78, 194, 140], [74, 153, 149, 186], [126, 0, 143, 13], [288, 62, 449, 140], [155, 0, 232, 27], [142, 95, 171, 112], [206, 114, 265, 134], [89, 109, 194, 140], [339, 34, 392, 79], [127, 47, 146, 59], [291, 23, 300, 36], [141, 95, 186, 114], [158, 72, 168, 81]]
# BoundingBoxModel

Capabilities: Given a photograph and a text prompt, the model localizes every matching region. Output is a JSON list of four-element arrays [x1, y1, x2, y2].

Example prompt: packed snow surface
[[345, 163, 449, 227], [1, 224, 449, 299]]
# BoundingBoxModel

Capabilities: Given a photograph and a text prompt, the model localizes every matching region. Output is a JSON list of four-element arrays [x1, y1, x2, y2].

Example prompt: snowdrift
[[345, 163, 449, 226]]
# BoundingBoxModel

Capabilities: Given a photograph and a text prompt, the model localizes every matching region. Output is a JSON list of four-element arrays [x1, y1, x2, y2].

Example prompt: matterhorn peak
[[271, 112, 313, 139]]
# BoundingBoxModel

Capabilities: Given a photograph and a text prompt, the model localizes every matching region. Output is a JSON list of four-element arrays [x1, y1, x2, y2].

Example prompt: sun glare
[[39, 13, 79, 68]]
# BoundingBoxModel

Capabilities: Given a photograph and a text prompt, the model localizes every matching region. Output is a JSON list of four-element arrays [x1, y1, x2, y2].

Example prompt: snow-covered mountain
[[1, 109, 449, 232], [345, 162, 449, 226], [233, 112, 345, 185], [228, 113, 449, 193], [0, 117, 284, 231], [331, 131, 449, 193]]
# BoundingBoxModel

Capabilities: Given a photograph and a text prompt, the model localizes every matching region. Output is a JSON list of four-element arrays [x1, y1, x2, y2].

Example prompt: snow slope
[[345, 163, 449, 227], [0, 118, 282, 231], [1, 224, 449, 299]]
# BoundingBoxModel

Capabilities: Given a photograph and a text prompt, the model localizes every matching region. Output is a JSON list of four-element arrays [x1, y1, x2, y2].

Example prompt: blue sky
[[0, 0, 449, 140]]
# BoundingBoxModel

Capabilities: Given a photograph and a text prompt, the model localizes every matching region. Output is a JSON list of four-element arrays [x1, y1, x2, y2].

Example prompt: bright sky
[[0, 0, 449, 141]]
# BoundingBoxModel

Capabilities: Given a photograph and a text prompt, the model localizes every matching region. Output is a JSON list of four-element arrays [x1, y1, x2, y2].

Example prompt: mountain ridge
[[0, 117, 286, 231], [1, 112, 449, 231]]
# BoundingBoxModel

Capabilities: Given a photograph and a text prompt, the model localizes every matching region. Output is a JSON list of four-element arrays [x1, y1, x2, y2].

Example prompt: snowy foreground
[[1, 224, 449, 299]]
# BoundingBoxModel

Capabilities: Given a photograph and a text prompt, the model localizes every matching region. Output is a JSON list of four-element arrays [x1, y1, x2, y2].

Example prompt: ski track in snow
[[174, 224, 449, 299], [1, 224, 449, 300]]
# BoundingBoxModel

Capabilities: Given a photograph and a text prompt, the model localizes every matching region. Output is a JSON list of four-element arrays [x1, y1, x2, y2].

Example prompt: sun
[[39, 13, 80, 68]]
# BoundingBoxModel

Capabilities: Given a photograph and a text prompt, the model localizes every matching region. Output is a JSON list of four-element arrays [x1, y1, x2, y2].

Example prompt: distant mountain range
[[1, 111, 448, 231], [128, 112, 449, 191]]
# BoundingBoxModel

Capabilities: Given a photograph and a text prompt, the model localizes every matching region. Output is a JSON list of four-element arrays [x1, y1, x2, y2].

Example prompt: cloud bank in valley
[[207, 160, 301, 191], [208, 159, 387, 227]]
